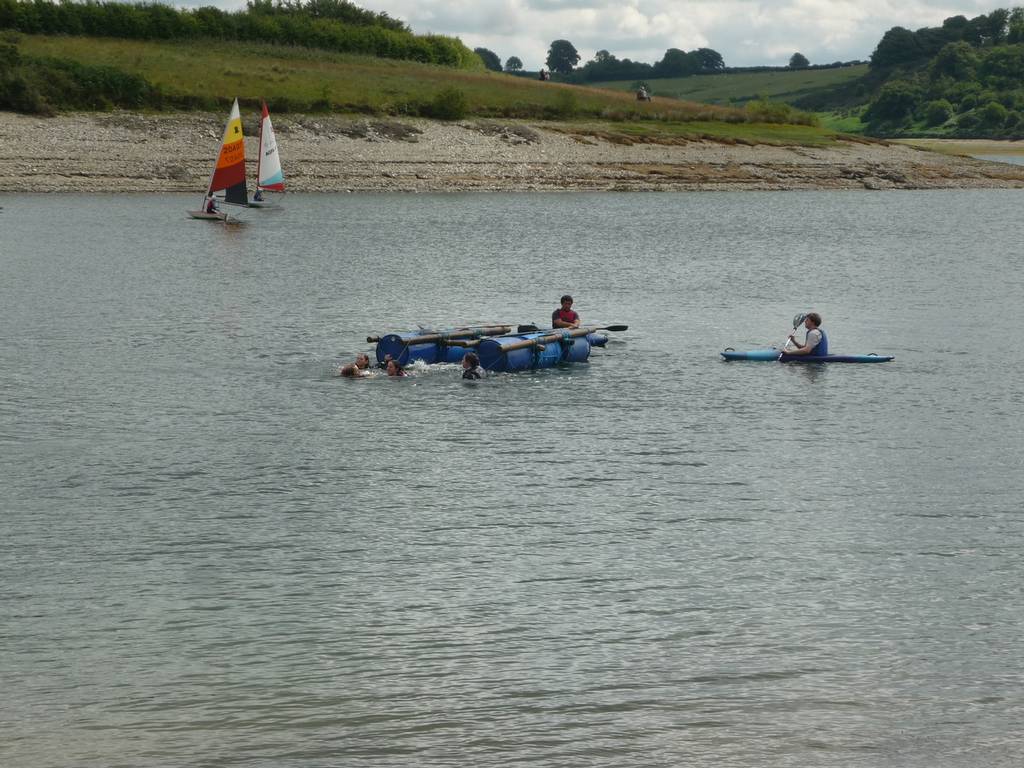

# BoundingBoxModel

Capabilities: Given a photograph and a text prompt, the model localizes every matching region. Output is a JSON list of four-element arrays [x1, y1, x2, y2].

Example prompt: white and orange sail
[[256, 101, 285, 193], [205, 98, 248, 206]]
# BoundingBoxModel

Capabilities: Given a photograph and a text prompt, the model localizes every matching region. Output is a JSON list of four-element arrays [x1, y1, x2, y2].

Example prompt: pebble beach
[[3, 110, 1024, 193]]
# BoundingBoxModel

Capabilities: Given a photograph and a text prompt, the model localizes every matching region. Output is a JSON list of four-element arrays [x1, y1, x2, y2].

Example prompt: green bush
[[958, 112, 980, 129], [548, 90, 578, 118], [980, 100, 1008, 126], [924, 98, 953, 126], [426, 86, 467, 120], [0, 0, 479, 69]]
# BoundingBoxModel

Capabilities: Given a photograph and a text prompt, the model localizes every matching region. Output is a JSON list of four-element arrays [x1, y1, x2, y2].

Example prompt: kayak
[[721, 347, 894, 363]]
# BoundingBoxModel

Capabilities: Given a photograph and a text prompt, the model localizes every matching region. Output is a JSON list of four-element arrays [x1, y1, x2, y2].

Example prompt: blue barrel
[[478, 331, 592, 372], [375, 333, 469, 366]]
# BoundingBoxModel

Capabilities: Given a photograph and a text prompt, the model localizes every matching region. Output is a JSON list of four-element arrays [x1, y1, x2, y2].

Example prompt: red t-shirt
[[553, 308, 579, 325]]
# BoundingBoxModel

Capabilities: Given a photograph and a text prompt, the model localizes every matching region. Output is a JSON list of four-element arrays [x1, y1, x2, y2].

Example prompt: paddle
[[779, 313, 806, 359], [495, 324, 628, 353], [366, 325, 511, 344]]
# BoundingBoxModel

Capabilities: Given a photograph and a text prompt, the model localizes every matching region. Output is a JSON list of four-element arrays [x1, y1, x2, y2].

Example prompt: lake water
[[972, 153, 1024, 165], [2, 191, 1023, 767]]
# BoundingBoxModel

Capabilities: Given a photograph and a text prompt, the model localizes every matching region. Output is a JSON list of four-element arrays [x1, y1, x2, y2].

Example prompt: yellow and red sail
[[207, 99, 248, 206]]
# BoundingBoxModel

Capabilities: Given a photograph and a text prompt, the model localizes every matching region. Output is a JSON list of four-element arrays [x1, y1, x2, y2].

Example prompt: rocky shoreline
[[3, 110, 1024, 193]]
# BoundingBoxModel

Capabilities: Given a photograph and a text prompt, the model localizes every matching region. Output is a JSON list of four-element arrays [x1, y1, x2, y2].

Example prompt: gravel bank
[[3, 111, 1024, 193]]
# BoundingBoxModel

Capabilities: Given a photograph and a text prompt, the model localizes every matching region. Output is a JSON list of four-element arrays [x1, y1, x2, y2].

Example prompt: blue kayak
[[721, 347, 894, 363]]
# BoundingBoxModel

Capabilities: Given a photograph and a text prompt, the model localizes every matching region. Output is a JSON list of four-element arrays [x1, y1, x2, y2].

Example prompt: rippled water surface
[[2, 191, 1024, 767]]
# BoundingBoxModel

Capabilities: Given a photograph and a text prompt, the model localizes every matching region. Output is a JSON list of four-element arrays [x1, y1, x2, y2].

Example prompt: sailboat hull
[[187, 210, 228, 221]]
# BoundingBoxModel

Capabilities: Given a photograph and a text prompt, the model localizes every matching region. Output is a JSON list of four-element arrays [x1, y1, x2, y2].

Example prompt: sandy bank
[[3, 111, 1024, 193]]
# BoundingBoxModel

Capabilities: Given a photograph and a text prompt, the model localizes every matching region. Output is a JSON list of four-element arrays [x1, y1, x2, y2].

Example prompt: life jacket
[[809, 327, 829, 356]]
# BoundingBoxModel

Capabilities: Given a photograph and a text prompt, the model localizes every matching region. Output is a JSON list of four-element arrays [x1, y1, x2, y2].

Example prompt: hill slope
[[590, 65, 869, 106], [7, 34, 838, 147]]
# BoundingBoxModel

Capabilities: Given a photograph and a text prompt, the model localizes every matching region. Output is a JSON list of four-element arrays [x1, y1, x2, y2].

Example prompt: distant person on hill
[[462, 352, 485, 380], [538, 68, 550, 81], [784, 312, 829, 356], [552, 295, 581, 328]]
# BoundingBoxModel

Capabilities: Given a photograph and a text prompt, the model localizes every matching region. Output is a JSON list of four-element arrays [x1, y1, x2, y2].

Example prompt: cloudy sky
[[202, 1, 1002, 69], [362, 0, 999, 68]]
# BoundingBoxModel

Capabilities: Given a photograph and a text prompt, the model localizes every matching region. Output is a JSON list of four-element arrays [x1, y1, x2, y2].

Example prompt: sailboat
[[187, 98, 248, 221], [248, 101, 285, 207]]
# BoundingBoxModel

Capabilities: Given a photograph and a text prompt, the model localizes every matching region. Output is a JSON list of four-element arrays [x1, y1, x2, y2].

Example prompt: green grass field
[[15, 35, 850, 146], [591, 64, 869, 106]]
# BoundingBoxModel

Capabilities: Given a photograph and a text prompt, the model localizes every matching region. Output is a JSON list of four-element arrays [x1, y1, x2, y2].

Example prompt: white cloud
[[186, 0, 1004, 69]]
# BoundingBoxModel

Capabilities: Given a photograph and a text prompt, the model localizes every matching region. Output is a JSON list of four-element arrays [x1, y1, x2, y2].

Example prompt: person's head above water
[[463, 352, 480, 368]]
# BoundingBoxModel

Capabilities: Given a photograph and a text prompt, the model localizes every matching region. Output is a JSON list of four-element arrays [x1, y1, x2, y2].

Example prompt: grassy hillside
[[591, 65, 870, 106], [7, 34, 852, 146]]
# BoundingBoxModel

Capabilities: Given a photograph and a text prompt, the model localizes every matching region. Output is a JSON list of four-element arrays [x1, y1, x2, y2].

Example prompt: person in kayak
[[552, 295, 580, 328], [462, 352, 485, 380], [785, 312, 829, 356]]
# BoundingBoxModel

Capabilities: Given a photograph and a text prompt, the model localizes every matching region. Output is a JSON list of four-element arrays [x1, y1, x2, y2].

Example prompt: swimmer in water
[[462, 352, 485, 380]]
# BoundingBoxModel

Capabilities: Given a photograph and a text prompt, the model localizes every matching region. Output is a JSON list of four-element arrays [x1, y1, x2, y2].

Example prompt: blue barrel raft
[[371, 325, 511, 365], [721, 347, 894, 363], [478, 329, 593, 372]]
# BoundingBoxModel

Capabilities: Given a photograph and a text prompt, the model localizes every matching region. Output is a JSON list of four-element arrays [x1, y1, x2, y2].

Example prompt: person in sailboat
[[253, 189, 264, 202], [205, 195, 219, 214]]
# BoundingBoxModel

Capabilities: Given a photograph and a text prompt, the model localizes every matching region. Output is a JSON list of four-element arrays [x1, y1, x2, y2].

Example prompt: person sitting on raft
[[462, 352, 485, 380], [785, 312, 828, 356], [386, 359, 408, 377], [339, 353, 371, 377], [552, 294, 580, 328]]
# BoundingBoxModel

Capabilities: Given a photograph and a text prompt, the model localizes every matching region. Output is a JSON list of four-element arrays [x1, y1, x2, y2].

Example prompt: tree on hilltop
[[654, 48, 698, 77], [474, 47, 502, 72], [546, 39, 580, 74], [504, 56, 523, 72], [789, 52, 809, 69], [692, 47, 725, 71]]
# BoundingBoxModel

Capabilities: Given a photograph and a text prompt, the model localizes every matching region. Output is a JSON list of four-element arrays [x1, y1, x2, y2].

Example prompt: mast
[[256, 101, 264, 190]]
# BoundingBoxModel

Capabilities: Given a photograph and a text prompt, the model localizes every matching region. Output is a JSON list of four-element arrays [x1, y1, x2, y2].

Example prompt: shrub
[[980, 100, 1008, 126], [426, 87, 467, 120], [957, 112, 980, 129], [924, 99, 953, 126], [548, 90, 578, 118]]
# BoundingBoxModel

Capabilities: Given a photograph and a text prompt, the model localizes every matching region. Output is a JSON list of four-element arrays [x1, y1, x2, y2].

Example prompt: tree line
[[473, 40, 859, 81], [860, 7, 1024, 136], [870, 9, 1024, 68], [0, 0, 478, 68]]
